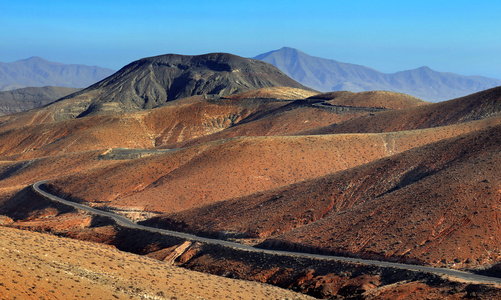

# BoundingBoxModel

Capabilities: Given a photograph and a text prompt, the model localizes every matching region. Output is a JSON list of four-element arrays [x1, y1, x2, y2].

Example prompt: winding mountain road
[[33, 180, 501, 285]]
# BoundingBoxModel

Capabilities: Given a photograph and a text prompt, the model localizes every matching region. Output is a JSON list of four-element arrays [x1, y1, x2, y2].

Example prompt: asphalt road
[[309, 101, 387, 112], [33, 180, 501, 285]]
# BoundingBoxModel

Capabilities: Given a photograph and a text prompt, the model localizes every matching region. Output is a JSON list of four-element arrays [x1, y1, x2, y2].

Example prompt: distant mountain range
[[255, 47, 501, 102], [4, 50, 501, 104], [0, 86, 80, 116], [0, 57, 115, 91]]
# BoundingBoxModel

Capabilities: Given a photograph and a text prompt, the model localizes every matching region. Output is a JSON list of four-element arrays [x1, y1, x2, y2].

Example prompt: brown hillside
[[308, 90, 429, 110], [0, 95, 376, 161], [0, 97, 348, 160], [44, 116, 500, 215], [3, 188, 494, 300], [223, 86, 317, 100], [4, 85, 497, 162], [147, 123, 501, 267], [300, 86, 501, 135], [172, 101, 371, 148], [0, 226, 312, 299], [263, 124, 501, 267], [47, 134, 392, 214], [0, 98, 289, 160], [0, 150, 119, 189]]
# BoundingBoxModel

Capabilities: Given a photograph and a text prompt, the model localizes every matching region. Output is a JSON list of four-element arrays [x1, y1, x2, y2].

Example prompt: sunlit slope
[[0, 98, 287, 160], [45, 115, 500, 214], [149, 123, 501, 267], [300, 86, 501, 135], [223, 86, 317, 100], [0, 226, 312, 299]]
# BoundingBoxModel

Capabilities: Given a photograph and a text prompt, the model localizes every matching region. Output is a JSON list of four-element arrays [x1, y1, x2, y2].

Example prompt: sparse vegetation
[[1, 56, 501, 299]]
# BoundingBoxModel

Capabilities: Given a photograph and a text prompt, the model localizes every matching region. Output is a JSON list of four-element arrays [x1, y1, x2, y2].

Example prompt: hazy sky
[[2, 0, 500, 78]]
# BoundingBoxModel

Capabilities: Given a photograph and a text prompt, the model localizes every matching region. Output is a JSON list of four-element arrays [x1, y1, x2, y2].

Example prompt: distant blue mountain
[[255, 47, 501, 102], [0, 57, 115, 91]]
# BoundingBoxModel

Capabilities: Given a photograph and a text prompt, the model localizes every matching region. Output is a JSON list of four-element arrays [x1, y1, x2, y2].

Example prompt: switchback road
[[33, 181, 501, 285]]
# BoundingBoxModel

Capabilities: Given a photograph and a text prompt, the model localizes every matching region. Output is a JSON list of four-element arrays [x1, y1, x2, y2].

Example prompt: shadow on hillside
[[0, 186, 75, 220]]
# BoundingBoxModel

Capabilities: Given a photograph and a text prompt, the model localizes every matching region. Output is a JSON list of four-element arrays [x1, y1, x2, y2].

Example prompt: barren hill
[[223, 86, 317, 100], [261, 124, 501, 267], [300, 86, 501, 135], [51, 53, 311, 118], [146, 122, 501, 268], [2, 85, 500, 216], [40, 114, 499, 216], [0, 226, 312, 299], [0, 98, 298, 160]]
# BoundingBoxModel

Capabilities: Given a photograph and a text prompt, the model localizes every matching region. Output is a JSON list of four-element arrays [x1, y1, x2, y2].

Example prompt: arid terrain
[[1, 52, 501, 299], [0, 225, 313, 299]]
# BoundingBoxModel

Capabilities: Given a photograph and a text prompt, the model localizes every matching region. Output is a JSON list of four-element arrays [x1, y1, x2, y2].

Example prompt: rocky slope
[[223, 86, 317, 100], [42, 115, 498, 216], [3, 187, 501, 300], [34, 87, 501, 217], [52, 52, 312, 118], [260, 124, 501, 267]]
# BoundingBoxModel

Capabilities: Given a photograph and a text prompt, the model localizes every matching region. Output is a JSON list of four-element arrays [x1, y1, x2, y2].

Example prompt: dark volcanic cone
[[62, 52, 311, 117]]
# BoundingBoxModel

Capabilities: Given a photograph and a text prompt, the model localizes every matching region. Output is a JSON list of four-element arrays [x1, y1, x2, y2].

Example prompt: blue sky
[[1, 0, 500, 78]]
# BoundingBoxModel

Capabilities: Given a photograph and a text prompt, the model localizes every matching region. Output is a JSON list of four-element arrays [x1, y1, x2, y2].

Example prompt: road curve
[[33, 180, 501, 285]]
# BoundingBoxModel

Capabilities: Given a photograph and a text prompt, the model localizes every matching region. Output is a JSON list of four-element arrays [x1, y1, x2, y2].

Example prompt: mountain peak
[[135, 52, 260, 71], [61, 52, 309, 118], [254, 47, 305, 61], [415, 66, 433, 71], [20, 56, 49, 63], [273, 47, 306, 56], [277, 46, 301, 52]]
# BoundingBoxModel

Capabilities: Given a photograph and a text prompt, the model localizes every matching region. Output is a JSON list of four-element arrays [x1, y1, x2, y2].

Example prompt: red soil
[[300, 86, 501, 135], [150, 123, 501, 267], [45, 114, 499, 215]]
